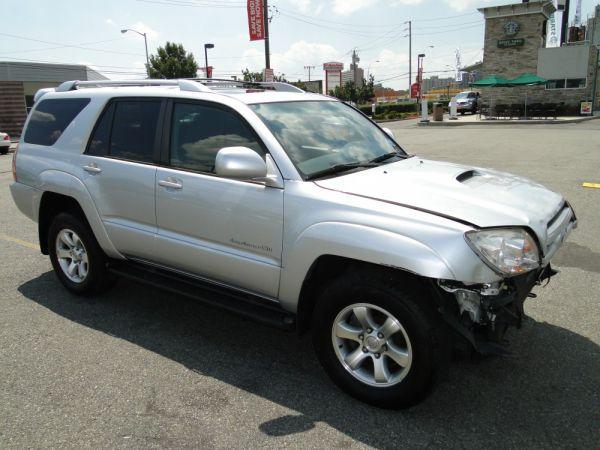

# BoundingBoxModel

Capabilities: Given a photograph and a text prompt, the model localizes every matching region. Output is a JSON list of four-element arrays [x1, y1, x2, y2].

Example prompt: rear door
[[78, 98, 165, 260], [153, 99, 284, 297]]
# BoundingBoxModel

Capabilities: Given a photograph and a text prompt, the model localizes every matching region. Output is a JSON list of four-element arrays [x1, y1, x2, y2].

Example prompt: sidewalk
[[418, 114, 600, 126]]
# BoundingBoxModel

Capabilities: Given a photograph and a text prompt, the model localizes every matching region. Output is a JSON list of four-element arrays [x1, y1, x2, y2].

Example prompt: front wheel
[[48, 213, 115, 295], [312, 270, 447, 408]]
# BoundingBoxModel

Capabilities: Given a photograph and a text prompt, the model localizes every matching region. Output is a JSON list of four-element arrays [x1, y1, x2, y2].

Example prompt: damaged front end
[[434, 265, 558, 355]]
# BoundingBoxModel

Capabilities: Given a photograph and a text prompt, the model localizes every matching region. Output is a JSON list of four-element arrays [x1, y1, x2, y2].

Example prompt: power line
[[0, 32, 145, 57]]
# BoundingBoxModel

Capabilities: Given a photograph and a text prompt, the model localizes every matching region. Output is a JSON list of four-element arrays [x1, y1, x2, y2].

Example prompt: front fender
[[37, 170, 122, 258], [278, 222, 456, 312]]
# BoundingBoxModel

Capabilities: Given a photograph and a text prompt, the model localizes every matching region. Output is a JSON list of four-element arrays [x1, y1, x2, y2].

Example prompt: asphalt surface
[[1, 121, 599, 449]]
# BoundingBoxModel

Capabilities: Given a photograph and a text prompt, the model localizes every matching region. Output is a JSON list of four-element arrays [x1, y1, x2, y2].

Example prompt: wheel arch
[[285, 222, 458, 334], [36, 170, 121, 258]]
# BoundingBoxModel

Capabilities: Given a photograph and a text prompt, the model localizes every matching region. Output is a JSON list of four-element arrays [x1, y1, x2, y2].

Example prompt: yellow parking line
[[582, 182, 600, 189], [0, 233, 39, 250]]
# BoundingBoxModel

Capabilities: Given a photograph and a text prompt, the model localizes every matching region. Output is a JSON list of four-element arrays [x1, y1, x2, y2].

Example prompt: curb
[[417, 115, 600, 126]]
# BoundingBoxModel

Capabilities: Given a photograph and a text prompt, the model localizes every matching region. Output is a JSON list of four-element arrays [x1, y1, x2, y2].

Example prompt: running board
[[108, 260, 296, 331]]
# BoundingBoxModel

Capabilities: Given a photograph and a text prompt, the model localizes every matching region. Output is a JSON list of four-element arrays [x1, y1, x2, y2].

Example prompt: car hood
[[314, 157, 564, 234]]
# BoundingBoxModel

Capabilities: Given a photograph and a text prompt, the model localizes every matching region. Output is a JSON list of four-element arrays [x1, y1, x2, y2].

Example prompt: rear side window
[[110, 101, 161, 163], [87, 103, 114, 156], [24, 98, 90, 146], [86, 100, 161, 163]]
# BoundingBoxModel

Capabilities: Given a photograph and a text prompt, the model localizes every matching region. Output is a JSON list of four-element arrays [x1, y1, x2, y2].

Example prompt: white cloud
[[129, 21, 159, 41], [287, 0, 312, 14], [391, 0, 424, 5], [332, 0, 378, 15], [444, 0, 491, 12], [105, 18, 117, 27]]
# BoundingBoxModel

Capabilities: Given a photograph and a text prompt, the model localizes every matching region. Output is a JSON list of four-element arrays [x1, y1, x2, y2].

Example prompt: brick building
[[478, 0, 600, 113], [0, 62, 106, 138]]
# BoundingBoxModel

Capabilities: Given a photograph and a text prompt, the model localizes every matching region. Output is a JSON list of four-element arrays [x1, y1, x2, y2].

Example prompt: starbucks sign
[[504, 20, 520, 36], [498, 38, 525, 48]]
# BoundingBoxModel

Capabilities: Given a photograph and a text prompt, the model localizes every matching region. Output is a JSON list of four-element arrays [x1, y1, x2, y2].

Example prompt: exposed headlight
[[465, 228, 540, 275]]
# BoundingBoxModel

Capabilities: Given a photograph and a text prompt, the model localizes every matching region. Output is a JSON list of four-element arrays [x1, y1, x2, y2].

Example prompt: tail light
[[3, 134, 9, 141], [12, 144, 18, 182]]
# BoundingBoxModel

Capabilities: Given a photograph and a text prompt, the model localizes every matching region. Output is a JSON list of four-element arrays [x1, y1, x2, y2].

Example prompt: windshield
[[456, 93, 469, 99], [250, 101, 406, 179]]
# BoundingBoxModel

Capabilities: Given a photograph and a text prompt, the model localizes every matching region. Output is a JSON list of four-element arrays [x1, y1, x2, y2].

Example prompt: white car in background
[[0, 132, 11, 154]]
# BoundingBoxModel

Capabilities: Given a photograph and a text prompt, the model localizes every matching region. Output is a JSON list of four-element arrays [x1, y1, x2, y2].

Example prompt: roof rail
[[52, 78, 305, 95], [184, 78, 305, 93], [55, 79, 212, 93]]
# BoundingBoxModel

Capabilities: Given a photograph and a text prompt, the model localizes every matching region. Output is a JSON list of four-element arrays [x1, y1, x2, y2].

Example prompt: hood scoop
[[456, 169, 480, 183]]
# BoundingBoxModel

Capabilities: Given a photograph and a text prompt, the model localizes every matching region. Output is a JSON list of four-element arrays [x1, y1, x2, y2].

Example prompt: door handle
[[82, 163, 102, 174], [158, 177, 183, 190]]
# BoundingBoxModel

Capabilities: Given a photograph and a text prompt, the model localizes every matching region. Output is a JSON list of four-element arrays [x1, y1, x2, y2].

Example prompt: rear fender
[[37, 170, 122, 258]]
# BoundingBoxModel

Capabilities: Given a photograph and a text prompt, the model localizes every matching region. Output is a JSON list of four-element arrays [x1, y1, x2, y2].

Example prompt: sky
[[1, 0, 597, 90]]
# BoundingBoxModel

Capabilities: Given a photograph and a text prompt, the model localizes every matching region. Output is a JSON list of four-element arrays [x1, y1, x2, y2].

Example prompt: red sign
[[410, 82, 420, 99], [247, 0, 265, 41], [200, 66, 213, 78], [323, 62, 344, 71]]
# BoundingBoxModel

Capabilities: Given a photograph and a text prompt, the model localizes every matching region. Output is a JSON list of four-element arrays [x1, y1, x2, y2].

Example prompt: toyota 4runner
[[10, 79, 577, 408]]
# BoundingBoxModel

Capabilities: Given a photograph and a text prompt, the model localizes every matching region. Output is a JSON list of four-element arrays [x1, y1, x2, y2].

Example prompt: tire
[[312, 269, 447, 409], [0, 147, 8, 155], [48, 212, 115, 296]]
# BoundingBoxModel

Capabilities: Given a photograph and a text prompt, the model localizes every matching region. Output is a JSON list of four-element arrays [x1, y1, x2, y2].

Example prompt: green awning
[[470, 75, 511, 87], [508, 73, 547, 85]]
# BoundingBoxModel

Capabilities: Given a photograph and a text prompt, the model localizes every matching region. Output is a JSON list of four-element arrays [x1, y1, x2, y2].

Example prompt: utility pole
[[304, 65, 315, 81], [264, 0, 270, 69], [405, 21, 412, 89]]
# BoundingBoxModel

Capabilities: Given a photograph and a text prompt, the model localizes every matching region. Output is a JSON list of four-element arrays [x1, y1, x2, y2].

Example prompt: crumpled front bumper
[[434, 264, 560, 356]]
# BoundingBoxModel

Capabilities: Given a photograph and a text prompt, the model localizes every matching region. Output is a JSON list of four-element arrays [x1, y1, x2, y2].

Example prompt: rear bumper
[[10, 181, 41, 223]]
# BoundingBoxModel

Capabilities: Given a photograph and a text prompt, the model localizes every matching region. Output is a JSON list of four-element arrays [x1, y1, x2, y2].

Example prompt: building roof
[[0, 61, 107, 82], [478, 0, 555, 20]]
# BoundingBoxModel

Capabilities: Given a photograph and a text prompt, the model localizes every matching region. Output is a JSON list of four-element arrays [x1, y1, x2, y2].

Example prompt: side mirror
[[382, 127, 395, 140], [215, 146, 267, 180]]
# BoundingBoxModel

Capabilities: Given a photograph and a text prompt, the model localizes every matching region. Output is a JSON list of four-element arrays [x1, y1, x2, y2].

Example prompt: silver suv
[[10, 79, 576, 408]]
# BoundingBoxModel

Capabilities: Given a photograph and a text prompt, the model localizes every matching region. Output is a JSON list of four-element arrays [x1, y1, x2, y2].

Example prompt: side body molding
[[37, 170, 123, 259], [278, 222, 456, 312]]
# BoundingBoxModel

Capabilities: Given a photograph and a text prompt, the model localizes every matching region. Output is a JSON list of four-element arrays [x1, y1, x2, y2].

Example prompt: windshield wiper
[[369, 152, 413, 163], [305, 162, 378, 181]]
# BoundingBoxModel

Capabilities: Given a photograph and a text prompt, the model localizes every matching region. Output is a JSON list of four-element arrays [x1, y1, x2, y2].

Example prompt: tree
[[242, 68, 288, 82], [329, 75, 375, 105], [148, 42, 198, 79]]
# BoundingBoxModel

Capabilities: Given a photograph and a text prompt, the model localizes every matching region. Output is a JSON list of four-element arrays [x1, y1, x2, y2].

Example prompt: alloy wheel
[[331, 303, 413, 387], [55, 228, 89, 283]]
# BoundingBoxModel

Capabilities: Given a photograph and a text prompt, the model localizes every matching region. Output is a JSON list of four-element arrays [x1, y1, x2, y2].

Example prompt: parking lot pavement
[[1, 122, 599, 449]]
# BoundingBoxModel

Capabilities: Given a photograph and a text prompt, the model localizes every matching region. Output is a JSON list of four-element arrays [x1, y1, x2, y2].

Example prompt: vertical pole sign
[[247, 0, 265, 41]]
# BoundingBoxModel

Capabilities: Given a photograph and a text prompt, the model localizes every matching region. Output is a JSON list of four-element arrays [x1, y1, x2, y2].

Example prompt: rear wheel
[[312, 270, 447, 408], [0, 147, 8, 155], [48, 213, 115, 295]]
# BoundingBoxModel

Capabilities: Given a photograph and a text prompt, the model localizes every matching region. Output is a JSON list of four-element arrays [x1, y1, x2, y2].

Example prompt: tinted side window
[[110, 101, 161, 163], [24, 98, 90, 146], [87, 103, 114, 156], [170, 102, 264, 173]]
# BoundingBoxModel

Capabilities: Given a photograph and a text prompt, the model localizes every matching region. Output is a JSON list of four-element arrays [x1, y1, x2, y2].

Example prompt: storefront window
[[546, 78, 587, 89], [566, 78, 586, 89], [546, 79, 566, 89]]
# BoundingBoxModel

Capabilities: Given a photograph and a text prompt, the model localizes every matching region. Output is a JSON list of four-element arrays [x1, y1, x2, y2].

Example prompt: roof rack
[[55, 78, 305, 94]]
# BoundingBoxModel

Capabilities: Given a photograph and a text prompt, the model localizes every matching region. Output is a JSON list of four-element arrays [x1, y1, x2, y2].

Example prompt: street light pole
[[121, 28, 149, 77], [204, 43, 215, 78]]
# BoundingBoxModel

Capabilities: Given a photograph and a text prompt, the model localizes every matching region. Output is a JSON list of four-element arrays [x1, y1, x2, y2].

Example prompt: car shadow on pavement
[[19, 272, 600, 448]]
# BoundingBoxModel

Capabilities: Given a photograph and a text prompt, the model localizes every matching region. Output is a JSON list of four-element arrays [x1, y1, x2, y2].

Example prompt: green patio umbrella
[[470, 75, 511, 119], [508, 73, 547, 118], [470, 75, 511, 87], [508, 73, 547, 85]]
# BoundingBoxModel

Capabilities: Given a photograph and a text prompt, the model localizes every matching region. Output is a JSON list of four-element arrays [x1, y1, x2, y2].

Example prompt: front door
[[154, 100, 284, 298]]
